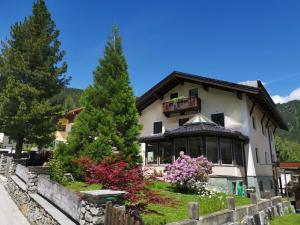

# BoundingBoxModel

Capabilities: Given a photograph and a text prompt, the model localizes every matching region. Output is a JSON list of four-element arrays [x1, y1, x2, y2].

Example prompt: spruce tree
[[65, 27, 142, 166], [0, 0, 69, 157]]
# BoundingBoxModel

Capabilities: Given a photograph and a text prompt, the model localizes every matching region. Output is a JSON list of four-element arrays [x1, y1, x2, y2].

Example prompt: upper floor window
[[189, 88, 198, 98], [265, 152, 268, 164], [268, 128, 273, 141], [179, 118, 189, 126], [153, 121, 162, 134], [261, 123, 266, 135], [252, 117, 256, 129], [255, 148, 260, 163], [211, 113, 225, 127], [170, 92, 178, 100]]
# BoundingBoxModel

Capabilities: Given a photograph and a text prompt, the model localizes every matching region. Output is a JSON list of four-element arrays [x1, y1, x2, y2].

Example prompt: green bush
[[49, 158, 68, 185]]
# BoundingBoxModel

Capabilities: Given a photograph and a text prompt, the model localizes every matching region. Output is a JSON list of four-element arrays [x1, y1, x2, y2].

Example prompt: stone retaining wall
[[167, 193, 296, 225], [3, 161, 126, 225], [6, 175, 60, 225]]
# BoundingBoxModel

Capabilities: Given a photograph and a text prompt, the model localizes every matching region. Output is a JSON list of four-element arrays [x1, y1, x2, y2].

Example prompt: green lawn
[[143, 181, 251, 225], [271, 213, 300, 225], [65, 181, 102, 192]]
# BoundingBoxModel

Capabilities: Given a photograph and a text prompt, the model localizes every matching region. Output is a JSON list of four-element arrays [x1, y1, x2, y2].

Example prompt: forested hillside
[[276, 100, 300, 162], [51, 88, 83, 112]]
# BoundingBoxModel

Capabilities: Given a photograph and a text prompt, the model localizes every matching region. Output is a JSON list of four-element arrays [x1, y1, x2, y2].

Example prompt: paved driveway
[[0, 181, 30, 225]]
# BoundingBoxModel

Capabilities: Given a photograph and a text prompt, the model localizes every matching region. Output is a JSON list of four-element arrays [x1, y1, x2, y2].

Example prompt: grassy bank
[[143, 181, 250, 224]]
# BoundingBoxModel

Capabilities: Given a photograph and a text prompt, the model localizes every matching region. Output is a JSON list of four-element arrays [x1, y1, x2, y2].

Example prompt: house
[[137, 71, 288, 198], [55, 107, 83, 143]]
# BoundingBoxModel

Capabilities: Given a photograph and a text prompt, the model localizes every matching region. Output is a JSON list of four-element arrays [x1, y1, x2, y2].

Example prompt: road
[[0, 179, 30, 225]]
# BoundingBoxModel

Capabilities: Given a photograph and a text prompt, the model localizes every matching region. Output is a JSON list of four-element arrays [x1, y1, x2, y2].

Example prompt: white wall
[[244, 98, 276, 177], [139, 81, 278, 179], [140, 82, 246, 136]]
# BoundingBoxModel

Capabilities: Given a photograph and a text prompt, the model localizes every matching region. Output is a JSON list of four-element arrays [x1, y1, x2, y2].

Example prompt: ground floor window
[[220, 138, 233, 164], [206, 137, 219, 163], [145, 136, 245, 166], [146, 143, 158, 164], [188, 137, 204, 158], [233, 140, 244, 166], [160, 142, 173, 164], [174, 138, 187, 159], [259, 181, 264, 192]]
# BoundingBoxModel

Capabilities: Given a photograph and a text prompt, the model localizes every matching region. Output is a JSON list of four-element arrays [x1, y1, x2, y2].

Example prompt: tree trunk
[[15, 137, 24, 159]]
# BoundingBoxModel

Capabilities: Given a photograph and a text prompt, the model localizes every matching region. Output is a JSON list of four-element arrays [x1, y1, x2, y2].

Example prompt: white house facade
[[137, 71, 288, 198]]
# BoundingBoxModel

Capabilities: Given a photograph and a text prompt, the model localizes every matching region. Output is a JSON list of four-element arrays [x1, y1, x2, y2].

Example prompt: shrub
[[48, 158, 68, 185], [164, 154, 212, 191], [77, 155, 146, 204]]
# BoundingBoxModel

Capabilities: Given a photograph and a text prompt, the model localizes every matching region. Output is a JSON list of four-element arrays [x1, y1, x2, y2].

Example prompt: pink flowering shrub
[[164, 155, 213, 191]]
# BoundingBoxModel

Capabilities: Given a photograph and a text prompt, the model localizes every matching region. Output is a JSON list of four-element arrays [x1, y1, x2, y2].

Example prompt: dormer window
[[170, 92, 178, 100]]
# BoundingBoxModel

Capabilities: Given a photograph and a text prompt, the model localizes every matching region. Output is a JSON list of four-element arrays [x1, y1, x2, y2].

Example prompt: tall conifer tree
[[0, 0, 69, 157], [66, 27, 142, 165]]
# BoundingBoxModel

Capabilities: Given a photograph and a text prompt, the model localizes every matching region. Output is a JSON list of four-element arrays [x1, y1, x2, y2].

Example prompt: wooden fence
[[104, 201, 141, 225]]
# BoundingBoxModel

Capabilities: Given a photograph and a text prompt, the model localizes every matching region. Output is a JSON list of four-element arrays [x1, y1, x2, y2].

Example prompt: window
[[269, 128, 273, 141], [252, 117, 256, 129], [179, 118, 189, 126], [189, 137, 204, 158], [255, 148, 260, 163], [270, 180, 273, 189], [189, 88, 198, 97], [170, 92, 178, 99], [174, 138, 187, 159], [233, 140, 243, 166], [220, 138, 233, 164], [159, 142, 173, 164], [206, 137, 219, 163], [265, 152, 268, 164], [211, 113, 225, 127], [146, 143, 158, 164], [261, 123, 266, 135], [153, 121, 162, 134], [259, 181, 264, 192]]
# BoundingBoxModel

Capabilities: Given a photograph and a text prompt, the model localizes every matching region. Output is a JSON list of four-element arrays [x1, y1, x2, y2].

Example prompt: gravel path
[[0, 178, 30, 225]]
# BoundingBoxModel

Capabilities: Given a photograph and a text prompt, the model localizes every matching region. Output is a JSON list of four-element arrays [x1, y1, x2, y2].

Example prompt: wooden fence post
[[250, 193, 258, 204], [226, 197, 236, 210], [188, 202, 199, 220]]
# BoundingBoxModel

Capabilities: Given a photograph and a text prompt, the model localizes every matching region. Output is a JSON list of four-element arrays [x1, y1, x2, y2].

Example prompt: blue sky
[[1, 0, 300, 103]]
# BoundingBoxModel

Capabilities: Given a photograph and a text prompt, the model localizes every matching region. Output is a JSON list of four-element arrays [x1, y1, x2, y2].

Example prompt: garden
[[51, 151, 251, 225]]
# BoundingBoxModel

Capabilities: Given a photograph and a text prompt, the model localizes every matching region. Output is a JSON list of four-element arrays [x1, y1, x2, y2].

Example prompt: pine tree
[[0, 0, 69, 157], [65, 27, 142, 166]]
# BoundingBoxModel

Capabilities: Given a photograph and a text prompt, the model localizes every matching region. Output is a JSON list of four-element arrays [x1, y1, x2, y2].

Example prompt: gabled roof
[[136, 71, 288, 130]]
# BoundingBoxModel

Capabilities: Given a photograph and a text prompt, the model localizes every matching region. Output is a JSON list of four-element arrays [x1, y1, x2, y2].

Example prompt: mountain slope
[[276, 100, 300, 162], [51, 88, 83, 111], [276, 100, 300, 143]]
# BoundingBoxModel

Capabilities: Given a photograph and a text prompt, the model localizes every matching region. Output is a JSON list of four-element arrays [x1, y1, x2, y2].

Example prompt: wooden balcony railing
[[162, 96, 201, 116]]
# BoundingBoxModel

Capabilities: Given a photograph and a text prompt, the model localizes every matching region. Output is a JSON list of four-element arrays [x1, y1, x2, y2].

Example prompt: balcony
[[162, 96, 201, 117]]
